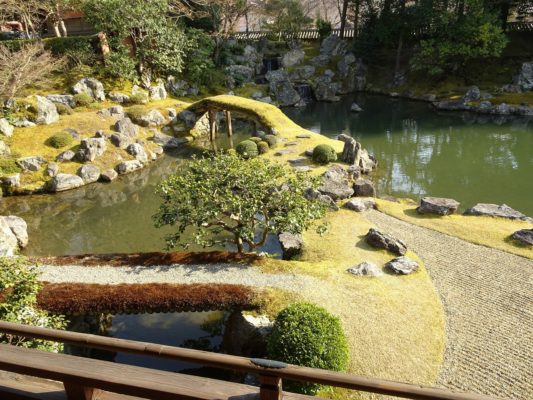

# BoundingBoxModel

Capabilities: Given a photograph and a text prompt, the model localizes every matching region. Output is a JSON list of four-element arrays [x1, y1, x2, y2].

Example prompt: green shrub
[[127, 105, 148, 121], [267, 303, 349, 395], [55, 103, 74, 115], [103, 44, 138, 81], [0, 159, 22, 175], [235, 140, 259, 159], [264, 134, 278, 148], [257, 141, 270, 154], [129, 92, 149, 105], [73, 92, 94, 107], [249, 137, 263, 144], [312, 144, 337, 165], [46, 132, 74, 149], [316, 18, 332, 40]]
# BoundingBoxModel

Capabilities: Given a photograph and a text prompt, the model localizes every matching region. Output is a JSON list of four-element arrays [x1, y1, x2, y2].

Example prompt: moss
[[312, 144, 337, 164], [55, 103, 74, 115], [46, 132, 74, 149], [257, 141, 269, 154], [235, 140, 259, 159], [0, 159, 22, 175], [73, 93, 94, 107], [129, 92, 149, 105], [375, 198, 533, 259]]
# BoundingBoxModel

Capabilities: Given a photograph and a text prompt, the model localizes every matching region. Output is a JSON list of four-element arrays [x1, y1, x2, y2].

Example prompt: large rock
[[49, 173, 85, 192], [290, 65, 316, 81], [278, 232, 304, 260], [386, 256, 419, 275], [418, 197, 460, 215], [129, 109, 165, 127], [56, 150, 76, 162], [78, 138, 106, 162], [178, 110, 197, 127], [281, 49, 305, 68], [358, 149, 377, 174], [110, 133, 134, 149], [463, 86, 481, 102], [225, 65, 255, 87], [313, 81, 340, 102], [266, 70, 301, 107], [46, 94, 76, 108], [463, 203, 529, 220], [0, 118, 14, 137], [77, 164, 101, 184], [72, 78, 106, 101], [149, 80, 167, 100], [340, 135, 361, 164], [511, 229, 533, 246], [100, 169, 118, 182], [32, 96, 59, 125], [347, 261, 383, 277], [114, 117, 139, 137], [0, 140, 10, 157], [109, 92, 130, 104], [17, 156, 44, 172], [344, 197, 376, 212], [515, 62, 533, 91], [152, 131, 187, 149], [127, 143, 148, 163], [116, 160, 143, 175], [320, 35, 348, 58], [318, 168, 354, 200], [365, 228, 407, 256], [0, 215, 28, 256], [353, 178, 375, 197], [1, 174, 20, 188]]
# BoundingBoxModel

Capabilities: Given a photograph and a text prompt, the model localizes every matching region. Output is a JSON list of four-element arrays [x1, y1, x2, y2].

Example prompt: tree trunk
[[53, 22, 61, 37], [59, 20, 67, 37], [394, 33, 404, 82], [339, 0, 349, 39]]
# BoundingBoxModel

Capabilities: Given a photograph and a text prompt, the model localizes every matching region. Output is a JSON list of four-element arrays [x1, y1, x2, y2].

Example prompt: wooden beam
[[63, 383, 101, 400], [259, 375, 282, 400], [225, 111, 233, 137]]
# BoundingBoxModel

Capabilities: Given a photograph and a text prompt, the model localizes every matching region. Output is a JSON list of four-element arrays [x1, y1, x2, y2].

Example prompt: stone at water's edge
[[417, 197, 460, 216], [386, 256, 419, 275], [353, 178, 375, 197], [464, 203, 530, 221], [116, 160, 143, 175], [511, 229, 533, 246], [347, 261, 383, 277], [100, 169, 118, 183], [365, 228, 407, 256], [278, 232, 304, 260], [77, 165, 101, 184], [48, 174, 85, 192]]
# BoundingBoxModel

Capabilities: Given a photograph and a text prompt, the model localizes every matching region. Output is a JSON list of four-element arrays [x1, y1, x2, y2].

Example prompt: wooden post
[[259, 374, 283, 400], [225, 110, 233, 137], [208, 109, 215, 142], [64, 382, 101, 400]]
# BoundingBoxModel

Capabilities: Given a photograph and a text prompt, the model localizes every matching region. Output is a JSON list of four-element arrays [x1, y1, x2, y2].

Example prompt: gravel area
[[365, 209, 533, 400], [38, 262, 319, 292]]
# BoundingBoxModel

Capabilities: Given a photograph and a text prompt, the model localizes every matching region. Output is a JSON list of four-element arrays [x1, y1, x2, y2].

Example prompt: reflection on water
[[284, 93, 533, 216]]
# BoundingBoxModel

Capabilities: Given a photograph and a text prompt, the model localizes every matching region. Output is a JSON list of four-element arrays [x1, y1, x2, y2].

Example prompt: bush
[[55, 103, 74, 115], [267, 303, 349, 395], [316, 18, 332, 40], [47, 132, 74, 149], [73, 92, 94, 107], [264, 134, 278, 147], [312, 144, 337, 164], [249, 137, 263, 144], [235, 140, 259, 159], [257, 141, 270, 154], [129, 92, 149, 105]]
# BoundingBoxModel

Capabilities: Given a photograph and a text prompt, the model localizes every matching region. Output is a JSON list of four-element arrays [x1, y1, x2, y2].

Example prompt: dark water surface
[[1, 93, 531, 256]]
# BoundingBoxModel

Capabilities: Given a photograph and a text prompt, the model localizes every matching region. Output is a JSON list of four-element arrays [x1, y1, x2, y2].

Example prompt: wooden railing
[[0, 321, 502, 400]]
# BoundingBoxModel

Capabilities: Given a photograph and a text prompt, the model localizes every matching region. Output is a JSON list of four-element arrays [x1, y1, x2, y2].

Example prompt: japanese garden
[[0, 0, 531, 399]]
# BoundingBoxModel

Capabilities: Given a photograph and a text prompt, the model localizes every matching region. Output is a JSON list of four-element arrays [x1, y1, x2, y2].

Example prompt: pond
[[284, 93, 533, 216], [66, 311, 232, 378], [1, 93, 531, 256]]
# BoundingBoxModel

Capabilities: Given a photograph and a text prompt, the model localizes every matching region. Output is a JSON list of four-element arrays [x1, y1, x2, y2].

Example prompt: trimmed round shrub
[[46, 132, 74, 149], [249, 137, 263, 144], [312, 144, 337, 165], [257, 141, 269, 154], [264, 134, 278, 148], [235, 140, 258, 159], [56, 103, 74, 115], [73, 93, 94, 107], [267, 303, 349, 395], [129, 92, 149, 105]]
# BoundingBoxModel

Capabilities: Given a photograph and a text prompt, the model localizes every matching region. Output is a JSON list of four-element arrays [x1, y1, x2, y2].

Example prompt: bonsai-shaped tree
[[154, 152, 326, 253]]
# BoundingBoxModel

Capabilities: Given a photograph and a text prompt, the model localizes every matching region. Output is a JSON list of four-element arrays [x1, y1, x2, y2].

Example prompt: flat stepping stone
[[288, 158, 307, 165], [293, 166, 313, 173], [463, 203, 527, 220], [284, 141, 300, 147], [296, 134, 312, 139], [274, 149, 295, 156], [386, 256, 419, 275], [511, 229, 533, 246], [418, 196, 460, 215], [347, 262, 383, 277]]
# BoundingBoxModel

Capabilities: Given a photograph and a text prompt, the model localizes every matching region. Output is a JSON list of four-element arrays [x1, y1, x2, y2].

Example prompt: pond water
[[66, 311, 231, 378], [1, 93, 531, 256], [284, 93, 533, 216]]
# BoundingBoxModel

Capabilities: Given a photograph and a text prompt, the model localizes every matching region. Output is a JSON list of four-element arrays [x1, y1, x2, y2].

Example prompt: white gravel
[[38, 262, 319, 292]]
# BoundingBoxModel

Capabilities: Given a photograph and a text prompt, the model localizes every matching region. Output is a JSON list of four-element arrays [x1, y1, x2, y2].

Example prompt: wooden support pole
[[64, 382, 101, 400], [259, 374, 283, 400], [208, 109, 215, 142], [226, 110, 233, 137]]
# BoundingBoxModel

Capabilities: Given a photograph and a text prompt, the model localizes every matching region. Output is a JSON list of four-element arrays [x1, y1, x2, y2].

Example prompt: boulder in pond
[[100, 169, 118, 183], [49, 173, 85, 192], [116, 160, 143, 175], [278, 232, 304, 260], [350, 103, 363, 112], [345, 198, 376, 212], [417, 197, 460, 216], [365, 228, 407, 256], [463, 203, 528, 220], [386, 256, 419, 275], [511, 229, 533, 246], [347, 261, 383, 277], [353, 178, 375, 197]]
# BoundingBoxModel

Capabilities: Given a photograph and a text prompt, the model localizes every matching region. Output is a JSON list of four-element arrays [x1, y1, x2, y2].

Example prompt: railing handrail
[[0, 321, 501, 400]]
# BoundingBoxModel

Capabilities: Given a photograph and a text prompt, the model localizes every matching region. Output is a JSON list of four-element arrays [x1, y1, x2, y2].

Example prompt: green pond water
[[0, 93, 531, 256]]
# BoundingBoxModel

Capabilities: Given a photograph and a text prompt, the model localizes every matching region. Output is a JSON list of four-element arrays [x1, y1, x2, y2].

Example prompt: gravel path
[[38, 262, 319, 292], [365, 210, 533, 399]]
